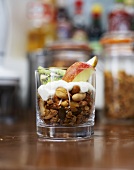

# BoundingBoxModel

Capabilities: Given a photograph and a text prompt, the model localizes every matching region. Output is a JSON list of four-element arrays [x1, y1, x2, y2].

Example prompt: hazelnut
[[71, 85, 80, 94]]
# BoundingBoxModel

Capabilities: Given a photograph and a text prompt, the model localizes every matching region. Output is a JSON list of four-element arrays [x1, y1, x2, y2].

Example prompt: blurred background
[[0, 0, 134, 123]]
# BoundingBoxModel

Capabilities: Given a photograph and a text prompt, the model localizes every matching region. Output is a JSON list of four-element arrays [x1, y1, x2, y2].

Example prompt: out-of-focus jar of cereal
[[100, 31, 134, 120], [46, 40, 92, 67]]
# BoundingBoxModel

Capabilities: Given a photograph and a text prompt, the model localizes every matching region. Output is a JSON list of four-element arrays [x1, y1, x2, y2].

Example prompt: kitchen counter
[[0, 111, 134, 170]]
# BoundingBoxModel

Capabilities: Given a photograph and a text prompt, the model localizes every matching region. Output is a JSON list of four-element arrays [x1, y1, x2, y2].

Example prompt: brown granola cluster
[[104, 70, 134, 119], [38, 85, 95, 126]]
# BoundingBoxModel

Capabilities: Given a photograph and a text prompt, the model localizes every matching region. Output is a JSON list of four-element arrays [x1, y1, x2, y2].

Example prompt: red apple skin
[[62, 62, 94, 82]]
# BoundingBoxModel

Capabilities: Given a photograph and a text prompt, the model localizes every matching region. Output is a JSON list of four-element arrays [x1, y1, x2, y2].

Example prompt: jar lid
[[100, 31, 134, 45], [46, 40, 91, 52]]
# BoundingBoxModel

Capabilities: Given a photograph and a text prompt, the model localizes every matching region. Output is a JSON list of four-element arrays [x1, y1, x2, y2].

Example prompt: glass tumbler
[[35, 68, 96, 141]]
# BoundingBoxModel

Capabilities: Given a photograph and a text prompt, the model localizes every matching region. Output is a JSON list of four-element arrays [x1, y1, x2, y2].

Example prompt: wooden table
[[0, 112, 134, 170]]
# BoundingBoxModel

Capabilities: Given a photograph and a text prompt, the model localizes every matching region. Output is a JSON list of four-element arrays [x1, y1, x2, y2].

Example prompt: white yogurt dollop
[[38, 80, 95, 101]]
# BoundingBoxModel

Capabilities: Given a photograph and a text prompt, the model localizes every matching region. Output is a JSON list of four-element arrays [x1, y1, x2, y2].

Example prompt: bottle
[[108, 0, 132, 31], [26, 0, 56, 108], [72, 0, 88, 42], [56, 0, 72, 40], [88, 4, 103, 56], [27, 0, 57, 53], [41, 0, 57, 46]]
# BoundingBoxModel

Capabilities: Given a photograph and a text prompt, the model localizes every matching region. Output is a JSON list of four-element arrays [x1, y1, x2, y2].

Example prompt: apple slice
[[87, 56, 98, 67], [62, 56, 98, 82]]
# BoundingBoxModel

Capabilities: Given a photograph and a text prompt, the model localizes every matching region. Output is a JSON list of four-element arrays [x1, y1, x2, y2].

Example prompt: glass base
[[37, 124, 94, 142]]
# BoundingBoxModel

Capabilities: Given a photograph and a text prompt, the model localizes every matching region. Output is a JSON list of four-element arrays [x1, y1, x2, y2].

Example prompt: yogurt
[[38, 80, 95, 101]]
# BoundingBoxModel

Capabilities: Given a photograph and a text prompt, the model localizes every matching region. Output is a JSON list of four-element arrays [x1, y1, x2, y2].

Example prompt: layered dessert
[[37, 56, 98, 126]]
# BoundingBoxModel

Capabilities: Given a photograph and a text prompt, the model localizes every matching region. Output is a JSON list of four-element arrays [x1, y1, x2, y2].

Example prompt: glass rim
[[35, 67, 68, 71]]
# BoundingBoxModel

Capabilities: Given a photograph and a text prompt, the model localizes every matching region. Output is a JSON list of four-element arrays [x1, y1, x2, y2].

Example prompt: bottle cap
[[91, 4, 103, 14], [75, 0, 83, 14]]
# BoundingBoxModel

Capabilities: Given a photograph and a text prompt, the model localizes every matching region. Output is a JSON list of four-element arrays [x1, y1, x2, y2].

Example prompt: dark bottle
[[56, 0, 72, 40], [108, 0, 131, 31], [88, 4, 103, 56], [88, 4, 103, 41]]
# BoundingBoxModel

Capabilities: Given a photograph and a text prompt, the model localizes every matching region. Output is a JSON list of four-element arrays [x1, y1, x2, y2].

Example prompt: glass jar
[[46, 40, 92, 67], [100, 31, 134, 120]]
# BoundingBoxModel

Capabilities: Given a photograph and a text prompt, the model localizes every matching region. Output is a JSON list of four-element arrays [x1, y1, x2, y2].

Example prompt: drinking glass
[[35, 68, 96, 141]]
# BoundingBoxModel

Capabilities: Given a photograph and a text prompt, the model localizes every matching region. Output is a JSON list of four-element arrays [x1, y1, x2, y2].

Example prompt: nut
[[50, 115, 59, 123], [44, 109, 58, 119], [61, 100, 69, 107], [72, 93, 86, 102], [44, 109, 49, 116], [47, 99, 53, 105], [38, 88, 94, 125], [55, 87, 68, 99], [38, 98, 46, 116], [84, 106, 90, 111], [79, 101, 88, 106], [70, 101, 79, 108], [66, 111, 73, 118], [70, 101, 79, 112], [71, 107, 78, 112], [71, 85, 80, 94]]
